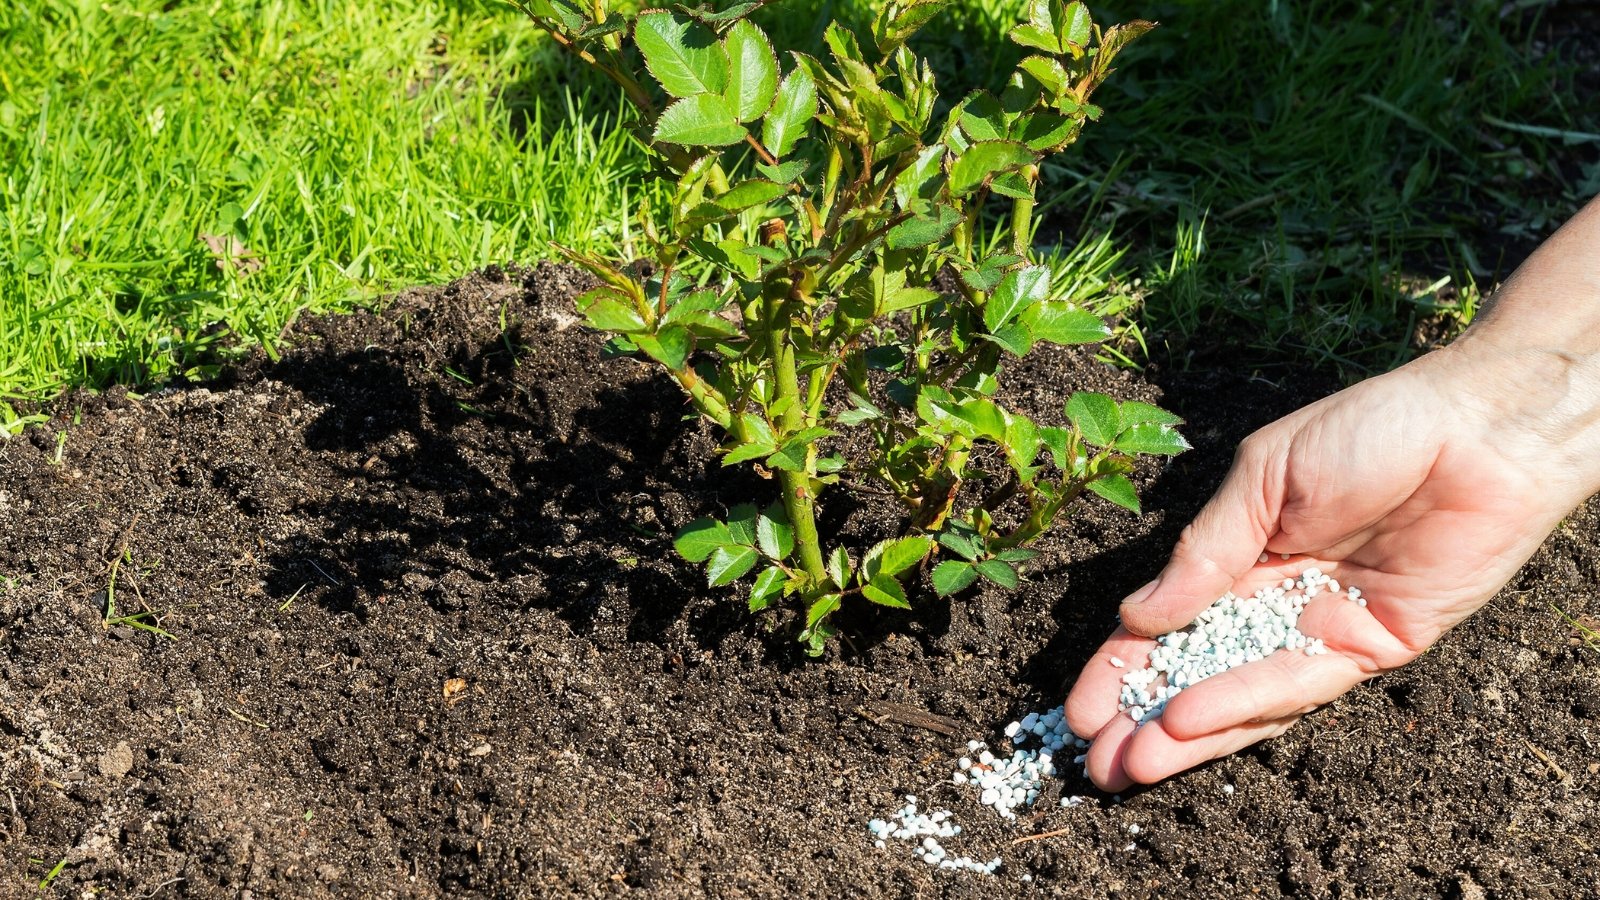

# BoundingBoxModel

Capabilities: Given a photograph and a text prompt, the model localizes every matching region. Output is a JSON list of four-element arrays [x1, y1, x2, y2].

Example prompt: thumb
[[1120, 437, 1280, 636]]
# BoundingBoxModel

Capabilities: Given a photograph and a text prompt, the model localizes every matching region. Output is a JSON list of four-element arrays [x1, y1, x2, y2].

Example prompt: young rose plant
[[513, 0, 1185, 654]]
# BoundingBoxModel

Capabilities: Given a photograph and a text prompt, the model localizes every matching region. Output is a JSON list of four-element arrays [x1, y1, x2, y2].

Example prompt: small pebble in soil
[[1117, 567, 1359, 721], [1223, 783, 1235, 795]]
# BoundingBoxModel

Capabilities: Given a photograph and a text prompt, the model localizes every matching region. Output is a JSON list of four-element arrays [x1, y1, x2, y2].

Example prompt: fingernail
[[1122, 577, 1160, 606]]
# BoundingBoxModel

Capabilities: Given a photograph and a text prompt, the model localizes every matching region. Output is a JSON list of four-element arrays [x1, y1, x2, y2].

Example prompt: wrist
[[1433, 336, 1600, 502]]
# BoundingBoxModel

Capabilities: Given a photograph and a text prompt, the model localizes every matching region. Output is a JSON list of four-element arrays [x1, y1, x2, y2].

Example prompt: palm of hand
[[1066, 364, 1562, 790]]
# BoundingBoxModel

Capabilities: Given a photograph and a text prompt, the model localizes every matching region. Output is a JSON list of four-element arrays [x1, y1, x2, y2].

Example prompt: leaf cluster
[[514, 0, 1172, 654]]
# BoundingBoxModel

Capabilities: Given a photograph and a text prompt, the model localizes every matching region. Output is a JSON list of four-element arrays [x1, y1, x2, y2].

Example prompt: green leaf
[[948, 141, 1036, 196], [983, 322, 1034, 357], [717, 179, 787, 211], [1039, 426, 1073, 471], [1116, 423, 1191, 456], [1061, 1, 1093, 48], [747, 565, 786, 611], [1004, 413, 1040, 470], [755, 160, 809, 183], [723, 20, 778, 122], [674, 1, 764, 24], [1015, 113, 1076, 151], [1066, 391, 1120, 447], [975, 558, 1019, 589], [959, 92, 1009, 142], [872, 536, 934, 577], [863, 574, 911, 608], [575, 286, 647, 333], [892, 144, 945, 207], [985, 264, 1051, 332], [887, 204, 961, 250], [1028, 304, 1109, 345], [761, 65, 816, 157], [995, 548, 1040, 563], [1087, 474, 1140, 513], [1009, 23, 1060, 53], [654, 94, 747, 146], [1119, 401, 1183, 427], [937, 526, 981, 561], [674, 517, 734, 563], [806, 592, 841, 627], [932, 560, 978, 596], [707, 544, 759, 586], [722, 440, 775, 465], [826, 546, 851, 589], [1018, 56, 1070, 95], [635, 325, 692, 370], [634, 11, 728, 98], [530, 0, 589, 34], [756, 504, 795, 560], [725, 503, 760, 545], [961, 254, 1024, 292]]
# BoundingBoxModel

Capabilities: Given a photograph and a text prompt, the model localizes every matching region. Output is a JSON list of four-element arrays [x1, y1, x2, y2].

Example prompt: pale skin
[[1066, 195, 1600, 791]]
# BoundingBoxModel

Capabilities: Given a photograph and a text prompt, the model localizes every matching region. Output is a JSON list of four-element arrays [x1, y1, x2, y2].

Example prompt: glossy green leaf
[[1116, 423, 1191, 456], [674, 517, 734, 562], [635, 325, 692, 370], [725, 503, 760, 545], [674, 0, 765, 24], [1087, 473, 1140, 513], [707, 544, 759, 586], [826, 546, 851, 589], [717, 179, 787, 211], [892, 144, 945, 207], [984, 264, 1051, 332], [755, 160, 809, 183], [724, 20, 778, 122], [863, 574, 911, 608], [756, 504, 795, 559], [761, 66, 817, 157], [1016, 113, 1076, 151], [576, 286, 647, 333], [806, 592, 841, 627], [1066, 391, 1120, 447], [983, 322, 1034, 357], [635, 11, 729, 97], [722, 440, 776, 465], [873, 535, 934, 577], [1039, 426, 1072, 471], [654, 94, 747, 146], [959, 92, 1008, 142], [1119, 401, 1184, 427], [747, 565, 786, 611], [1019, 56, 1070, 95], [1028, 304, 1109, 344], [948, 141, 1036, 196], [975, 558, 1019, 588], [932, 560, 978, 595], [1061, 1, 1094, 48]]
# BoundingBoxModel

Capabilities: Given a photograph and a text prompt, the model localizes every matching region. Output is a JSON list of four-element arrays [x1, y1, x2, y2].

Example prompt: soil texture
[[2, 265, 1598, 898]]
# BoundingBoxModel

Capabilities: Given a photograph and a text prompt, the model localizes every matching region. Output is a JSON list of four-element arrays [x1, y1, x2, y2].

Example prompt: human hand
[[1064, 342, 1600, 791]]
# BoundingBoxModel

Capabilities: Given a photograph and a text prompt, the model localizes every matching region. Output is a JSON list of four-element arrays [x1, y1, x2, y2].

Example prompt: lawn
[[1, 0, 1595, 431]]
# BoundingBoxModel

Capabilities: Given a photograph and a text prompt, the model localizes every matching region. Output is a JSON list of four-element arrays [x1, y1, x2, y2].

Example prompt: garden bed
[[1, 264, 1596, 897]]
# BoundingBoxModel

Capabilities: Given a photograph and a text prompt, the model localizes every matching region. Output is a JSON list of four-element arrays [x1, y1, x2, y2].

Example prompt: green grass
[[0, 0, 652, 428], [2, 0, 1594, 428], [1073, 0, 1598, 371]]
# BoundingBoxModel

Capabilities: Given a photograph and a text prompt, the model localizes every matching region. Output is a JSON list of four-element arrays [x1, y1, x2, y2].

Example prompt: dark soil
[[2, 264, 1597, 898]]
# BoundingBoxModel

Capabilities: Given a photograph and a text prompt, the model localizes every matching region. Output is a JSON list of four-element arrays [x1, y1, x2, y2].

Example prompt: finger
[[1157, 648, 1369, 740], [1119, 438, 1282, 637], [1082, 711, 1138, 792], [1064, 627, 1157, 740], [1121, 715, 1299, 786]]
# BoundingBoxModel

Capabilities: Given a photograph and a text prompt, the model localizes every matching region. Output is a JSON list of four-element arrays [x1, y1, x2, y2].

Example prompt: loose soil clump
[[2, 265, 1597, 897]]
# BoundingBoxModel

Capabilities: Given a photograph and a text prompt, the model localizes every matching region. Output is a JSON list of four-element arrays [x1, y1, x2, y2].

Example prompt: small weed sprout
[[515, 0, 1184, 653]]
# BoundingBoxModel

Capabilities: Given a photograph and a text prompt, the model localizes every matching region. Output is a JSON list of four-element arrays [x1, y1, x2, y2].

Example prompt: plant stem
[[764, 279, 828, 585], [1011, 164, 1039, 258]]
